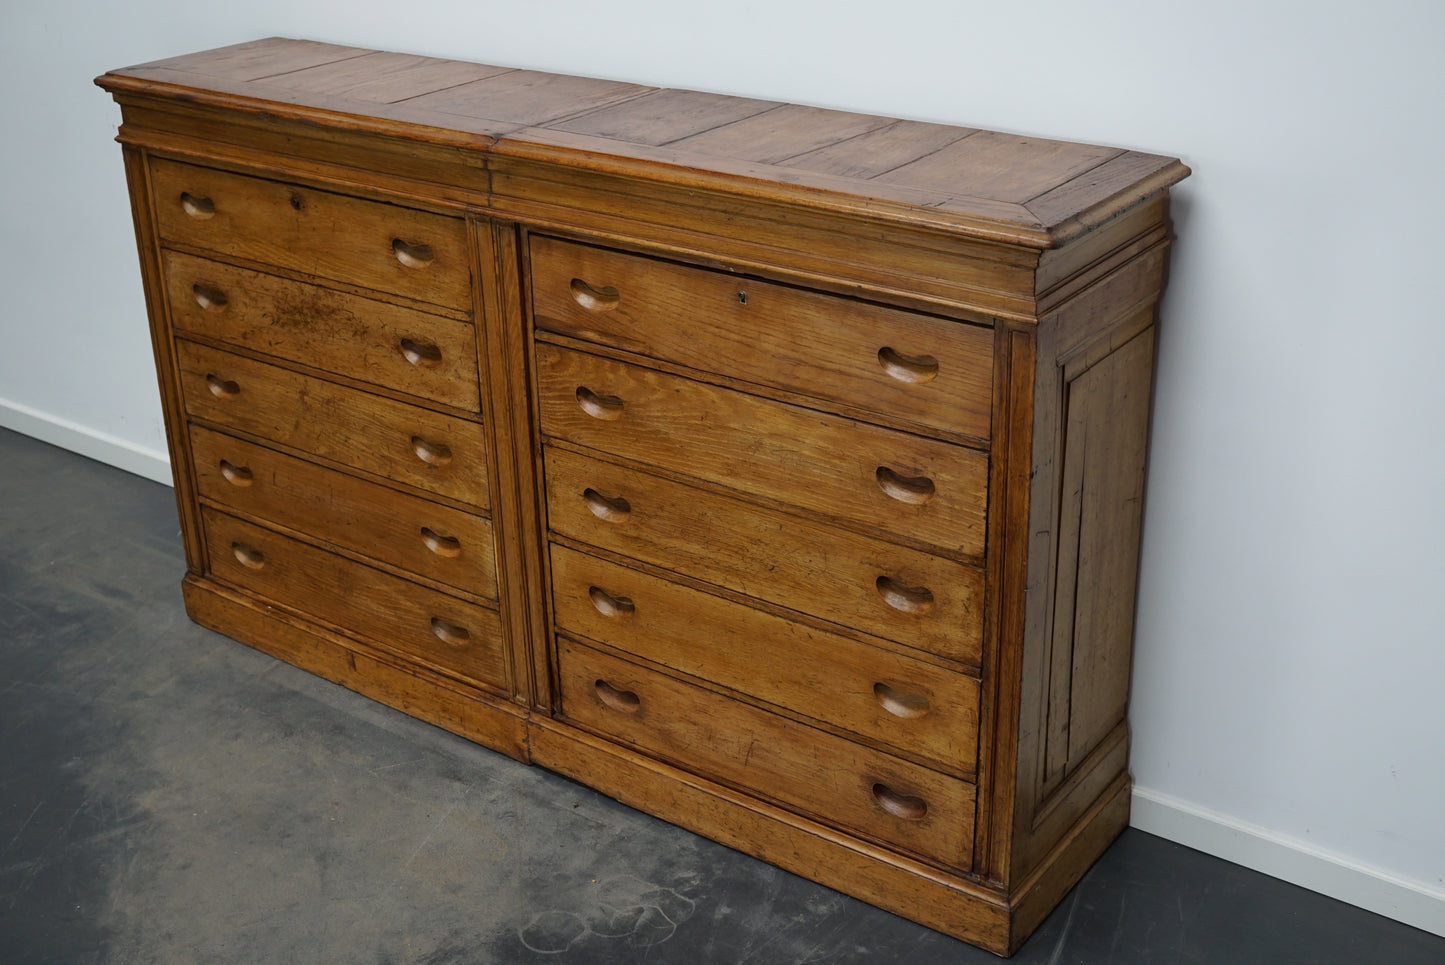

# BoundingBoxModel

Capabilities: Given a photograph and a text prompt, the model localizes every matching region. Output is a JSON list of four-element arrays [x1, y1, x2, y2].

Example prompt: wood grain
[[203, 507, 506, 690], [190, 424, 498, 598], [535, 344, 989, 558], [150, 157, 473, 310], [557, 637, 976, 869], [550, 543, 980, 772], [530, 234, 995, 440], [543, 446, 984, 663], [176, 338, 490, 508], [163, 250, 481, 411]]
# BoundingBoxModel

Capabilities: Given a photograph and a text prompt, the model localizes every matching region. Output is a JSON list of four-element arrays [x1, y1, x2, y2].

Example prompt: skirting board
[[0, 397, 172, 486], [3, 398, 1440, 940], [1132, 786, 1445, 938]]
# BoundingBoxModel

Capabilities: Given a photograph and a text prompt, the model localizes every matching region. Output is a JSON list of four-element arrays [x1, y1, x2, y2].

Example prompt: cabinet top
[[97, 37, 1188, 250]]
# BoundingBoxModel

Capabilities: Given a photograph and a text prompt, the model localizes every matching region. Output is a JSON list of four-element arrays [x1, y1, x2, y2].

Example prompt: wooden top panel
[[97, 37, 1189, 247]]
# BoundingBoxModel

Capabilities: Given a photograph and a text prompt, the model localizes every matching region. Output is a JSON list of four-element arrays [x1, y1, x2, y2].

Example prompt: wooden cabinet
[[98, 38, 1189, 955]]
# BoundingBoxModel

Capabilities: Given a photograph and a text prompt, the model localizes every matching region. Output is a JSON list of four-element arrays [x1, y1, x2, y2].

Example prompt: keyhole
[[737, 291, 748, 305], [290, 194, 305, 211]]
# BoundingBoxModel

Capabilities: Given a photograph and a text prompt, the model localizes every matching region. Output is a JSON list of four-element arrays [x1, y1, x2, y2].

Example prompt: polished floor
[[1, 426, 1441, 964]]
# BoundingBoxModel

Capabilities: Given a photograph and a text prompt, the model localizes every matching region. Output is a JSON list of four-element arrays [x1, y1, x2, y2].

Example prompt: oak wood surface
[[203, 508, 506, 690], [557, 637, 977, 870], [189, 424, 498, 598], [543, 445, 985, 664], [535, 343, 990, 558], [150, 157, 473, 310], [163, 250, 482, 411], [529, 234, 996, 440], [549, 543, 980, 773], [176, 339, 491, 509]]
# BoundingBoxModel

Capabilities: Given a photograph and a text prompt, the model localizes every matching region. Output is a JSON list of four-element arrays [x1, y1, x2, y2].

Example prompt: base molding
[[1130, 786, 1445, 939], [0, 397, 172, 485]]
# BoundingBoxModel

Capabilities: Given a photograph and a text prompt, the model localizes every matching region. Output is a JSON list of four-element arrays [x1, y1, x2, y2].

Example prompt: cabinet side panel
[[1012, 239, 1167, 880], [1059, 328, 1153, 767]]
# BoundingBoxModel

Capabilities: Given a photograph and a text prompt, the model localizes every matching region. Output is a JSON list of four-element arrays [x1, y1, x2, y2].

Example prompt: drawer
[[189, 424, 497, 599], [531, 235, 994, 440], [164, 251, 481, 411], [150, 158, 471, 310], [177, 340, 490, 510], [203, 508, 505, 690], [550, 544, 979, 772], [545, 446, 983, 663], [537, 344, 988, 558], [558, 637, 976, 869]]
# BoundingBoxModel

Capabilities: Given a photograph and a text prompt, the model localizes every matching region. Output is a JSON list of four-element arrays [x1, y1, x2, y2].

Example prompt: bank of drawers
[[533, 236, 993, 870], [154, 158, 505, 692]]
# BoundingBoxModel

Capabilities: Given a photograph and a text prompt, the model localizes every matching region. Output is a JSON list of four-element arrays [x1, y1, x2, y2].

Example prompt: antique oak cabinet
[[97, 39, 1188, 955]]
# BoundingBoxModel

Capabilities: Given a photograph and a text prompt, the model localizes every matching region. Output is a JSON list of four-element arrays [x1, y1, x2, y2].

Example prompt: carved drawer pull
[[205, 374, 240, 398], [873, 683, 930, 720], [399, 337, 443, 368], [410, 436, 453, 467], [872, 783, 928, 821], [392, 238, 435, 269], [430, 617, 470, 646], [877, 346, 939, 384], [594, 679, 641, 714], [179, 192, 215, 220], [218, 460, 253, 487], [230, 542, 265, 570], [582, 488, 631, 523], [420, 527, 461, 558], [191, 283, 228, 311], [588, 586, 636, 619], [875, 466, 935, 504], [570, 278, 620, 312], [875, 576, 935, 614], [576, 386, 625, 420]]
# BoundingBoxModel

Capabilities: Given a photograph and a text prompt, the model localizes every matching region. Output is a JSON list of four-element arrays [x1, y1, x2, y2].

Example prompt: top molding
[[96, 38, 1190, 251]]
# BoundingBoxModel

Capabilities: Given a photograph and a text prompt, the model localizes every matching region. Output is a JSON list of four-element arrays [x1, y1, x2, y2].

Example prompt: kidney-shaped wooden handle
[[872, 783, 928, 821], [594, 679, 641, 714]]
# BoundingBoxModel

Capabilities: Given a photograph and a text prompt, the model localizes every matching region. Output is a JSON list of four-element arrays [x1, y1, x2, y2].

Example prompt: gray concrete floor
[[2, 425, 1442, 964]]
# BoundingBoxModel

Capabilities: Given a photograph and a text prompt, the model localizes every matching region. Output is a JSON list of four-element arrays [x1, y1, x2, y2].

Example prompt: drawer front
[[150, 158, 472, 310], [164, 251, 481, 411], [558, 638, 976, 869], [531, 235, 994, 440], [545, 447, 982, 663], [204, 508, 505, 690], [178, 340, 490, 510], [189, 425, 497, 599], [537, 344, 988, 558], [550, 544, 979, 771]]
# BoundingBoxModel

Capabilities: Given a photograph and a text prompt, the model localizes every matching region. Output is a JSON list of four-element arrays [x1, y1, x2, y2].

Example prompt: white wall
[[4, 0, 1442, 935]]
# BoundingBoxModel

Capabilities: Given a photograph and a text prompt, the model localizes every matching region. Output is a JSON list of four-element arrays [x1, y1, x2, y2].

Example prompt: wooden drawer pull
[[205, 374, 240, 398], [218, 460, 253, 487], [594, 679, 641, 714], [410, 436, 453, 467], [179, 192, 215, 220], [420, 527, 461, 558], [192, 283, 228, 311], [588, 585, 636, 618], [230, 542, 266, 570], [582, 488, 631, 522], [392, 238, 435, 269], [873, 683, 930, 720], [872, 783, 928, 821], [399, 337, 443, 368], [430, 616, 470, 646], [875, 576, 935, 614], [875, 466, 935, 504], [570, 278, 620, 312], [877, 346, 939, 384], [576, 386, 625, 420]]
